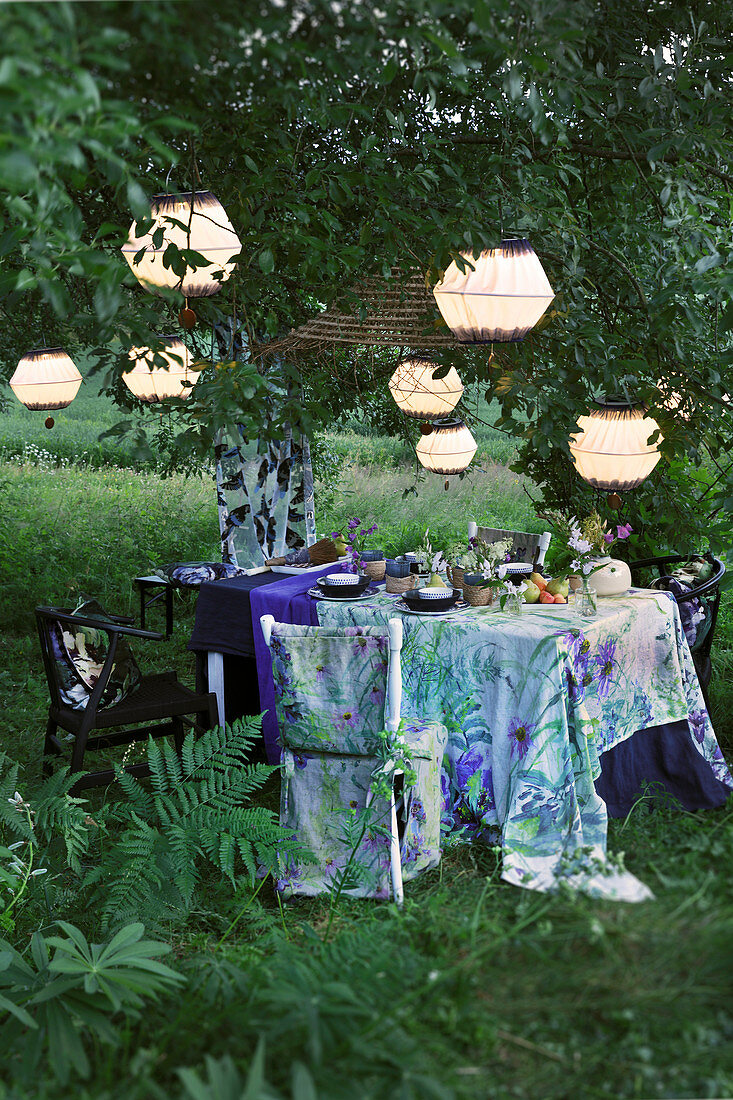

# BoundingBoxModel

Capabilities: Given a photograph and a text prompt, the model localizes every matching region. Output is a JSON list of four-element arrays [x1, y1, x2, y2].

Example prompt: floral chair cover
[[268, 623, 447, 899]]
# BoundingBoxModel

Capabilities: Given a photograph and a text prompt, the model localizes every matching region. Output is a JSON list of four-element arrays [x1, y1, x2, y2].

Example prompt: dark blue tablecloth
[[595, 719, 730, 816], [187, 571, 285, 658]]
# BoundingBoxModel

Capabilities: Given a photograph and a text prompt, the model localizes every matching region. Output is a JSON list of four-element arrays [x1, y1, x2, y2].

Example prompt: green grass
[[1, 455, 733, 1099]]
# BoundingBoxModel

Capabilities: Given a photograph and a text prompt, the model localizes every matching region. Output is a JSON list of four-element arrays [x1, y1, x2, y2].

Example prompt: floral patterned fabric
[[316, 590, 733, 901], [49, 600, 141, 711], [215, 424, 316, 568], [268, 622, 447, 899]]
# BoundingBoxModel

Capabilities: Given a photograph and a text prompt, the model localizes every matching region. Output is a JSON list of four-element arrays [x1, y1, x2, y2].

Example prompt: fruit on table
[[427, 572, 447, 588], [529, 572, 547, 591], [539, 591, 555, 604], [546, 577, 569, 598], [553, 594, 566, 604], [334, 536, 347, 555], [524, 581, 541, 604]]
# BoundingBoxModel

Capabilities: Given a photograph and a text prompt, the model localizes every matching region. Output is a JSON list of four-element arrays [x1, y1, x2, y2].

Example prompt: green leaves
[[0, 922, 183, 1085]]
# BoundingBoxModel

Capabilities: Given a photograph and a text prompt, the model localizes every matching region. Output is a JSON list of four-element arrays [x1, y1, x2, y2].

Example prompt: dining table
[[189, 570, 733, 900]]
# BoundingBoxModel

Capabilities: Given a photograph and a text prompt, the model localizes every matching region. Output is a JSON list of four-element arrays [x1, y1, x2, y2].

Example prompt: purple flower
[[364, 828, 388, 853], [595, 639, 617, 699], [603, 531, 615, 544], [455, 746, 482, 790], [508, 717, 536, 760], [410, 798, 427, 824], [347, 518, 361, 530], [617, 523, 633, 539], [339, 708, 359, 730], [315, 663, 327, 683], [689, 709, 707, 744]]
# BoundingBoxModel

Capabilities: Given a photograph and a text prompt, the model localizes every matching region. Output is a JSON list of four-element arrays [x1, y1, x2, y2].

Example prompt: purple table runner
[[249, 565, 346, 761]]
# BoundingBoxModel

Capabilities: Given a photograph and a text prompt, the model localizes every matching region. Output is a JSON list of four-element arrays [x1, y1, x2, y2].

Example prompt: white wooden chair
[[260, 615, 446, 905], [467, 521, 551, 568]]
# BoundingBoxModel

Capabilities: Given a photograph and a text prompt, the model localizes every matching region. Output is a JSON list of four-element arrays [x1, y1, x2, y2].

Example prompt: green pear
[[546, 576, 569, 598], [427, 572, 447, 588], [523, 580, 541, 604]]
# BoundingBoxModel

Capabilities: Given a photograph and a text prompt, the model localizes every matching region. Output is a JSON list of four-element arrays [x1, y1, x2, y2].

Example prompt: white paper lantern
[[388, 357, 464, 420], [10, 348, 82, 410], [416, 418, 478, 475], [433, 238, 554, 343], [123, 337, 200, 403], [121, 191, 241, 298], [569, 402, 662, 491]]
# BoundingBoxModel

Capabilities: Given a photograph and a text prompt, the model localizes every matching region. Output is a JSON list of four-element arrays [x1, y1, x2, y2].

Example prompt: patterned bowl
[[416, 586, 453, 599], [324, 573, 360, 585]]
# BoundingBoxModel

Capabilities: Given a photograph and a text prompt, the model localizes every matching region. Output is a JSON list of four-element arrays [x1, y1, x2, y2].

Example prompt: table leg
[[207, 652, 226, 727]]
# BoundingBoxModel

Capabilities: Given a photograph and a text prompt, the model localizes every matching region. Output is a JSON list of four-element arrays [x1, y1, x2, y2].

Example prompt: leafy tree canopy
[[1, 0, 732, 549]]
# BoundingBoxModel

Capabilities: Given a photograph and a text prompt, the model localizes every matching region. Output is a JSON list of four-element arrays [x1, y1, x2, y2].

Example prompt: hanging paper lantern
[[569, 401, 662, 491], [121, 191, 241, 298], [416, 418, 477, 475], [388, 357, 464, 420], [10, 348, 82, 411], [123, 337, 200, 403], [432, 238, 554, 343]]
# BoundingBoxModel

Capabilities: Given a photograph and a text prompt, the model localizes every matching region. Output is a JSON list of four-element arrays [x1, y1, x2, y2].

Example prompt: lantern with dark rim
[[123, 337, 201, 403], [388, 356, 464, 420], [569, 399, 662, 504], [415, 417, 478, 475], [9, 348, 82, 423], [432, 238, 554, 343], [122, 191, 242, 300]]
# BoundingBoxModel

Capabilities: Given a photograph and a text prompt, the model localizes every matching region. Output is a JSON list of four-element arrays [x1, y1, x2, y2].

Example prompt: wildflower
[[31, 868, 48, 877], [8, 792, 30, 813], [315, 663, 327, 682], [603, 531, 615, 544], [616, 523, 633, 539], [7, 841, 24, 851], [595, 640, 617, 699], [340, 709, 358, 729], [508, 718, 536, 760]]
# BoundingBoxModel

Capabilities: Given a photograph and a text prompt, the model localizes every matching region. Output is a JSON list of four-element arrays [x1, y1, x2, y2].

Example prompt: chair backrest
[[35, 604, 140, 713], [259, 616, 403, 753], [467, 521, 552, 566]]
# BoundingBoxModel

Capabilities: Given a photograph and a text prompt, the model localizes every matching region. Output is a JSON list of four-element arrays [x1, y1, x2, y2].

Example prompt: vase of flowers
[[460, 537, 512, 607], [540, 511, 633, 598], [331, 519, 383, 578]]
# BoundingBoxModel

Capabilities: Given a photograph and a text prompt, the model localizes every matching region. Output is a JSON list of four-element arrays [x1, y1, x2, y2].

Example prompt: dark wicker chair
[[629, 553, 725, 707], [36, 606, 218, 793]]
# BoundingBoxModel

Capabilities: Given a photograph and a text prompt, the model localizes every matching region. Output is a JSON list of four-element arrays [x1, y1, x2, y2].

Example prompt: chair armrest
[[35, 607, 163, 641]]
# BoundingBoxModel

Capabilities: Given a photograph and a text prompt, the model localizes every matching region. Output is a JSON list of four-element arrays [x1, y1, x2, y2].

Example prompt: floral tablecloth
[[315, 589, 732, 900]]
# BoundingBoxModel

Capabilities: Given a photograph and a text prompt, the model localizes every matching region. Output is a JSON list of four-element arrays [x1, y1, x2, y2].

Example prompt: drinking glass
[[577, 586, 598, 618]]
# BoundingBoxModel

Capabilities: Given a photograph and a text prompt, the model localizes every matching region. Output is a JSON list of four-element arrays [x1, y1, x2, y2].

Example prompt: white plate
[[270, 557, 348, 575], [308, 586, 375, 602]]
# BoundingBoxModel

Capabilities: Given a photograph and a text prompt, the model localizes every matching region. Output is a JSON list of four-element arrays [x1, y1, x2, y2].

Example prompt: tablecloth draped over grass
[[315, 590, 732, 901]]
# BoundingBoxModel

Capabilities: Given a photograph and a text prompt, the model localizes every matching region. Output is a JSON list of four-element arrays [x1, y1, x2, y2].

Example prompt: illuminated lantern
[[121, 191, 241, 299], [123, 337, 200, 403], [569, 401, 662, 493], [10, 348, 82, 411], [389, 357, 463, 420], [416, 418, 477, 475], [433, 238, 554, 343]]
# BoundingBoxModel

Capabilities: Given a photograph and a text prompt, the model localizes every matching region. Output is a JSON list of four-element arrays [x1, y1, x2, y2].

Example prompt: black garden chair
[[629, 553, 725, 707], [36, 605, 218, 793]]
